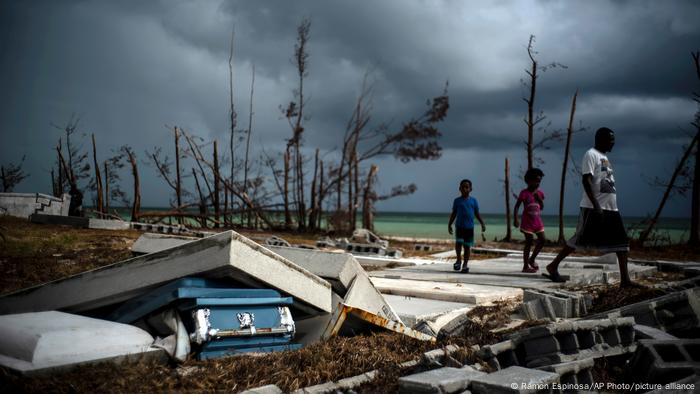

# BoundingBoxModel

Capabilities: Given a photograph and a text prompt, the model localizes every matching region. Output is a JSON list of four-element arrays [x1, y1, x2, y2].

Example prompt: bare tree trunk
[[504, 157, 512, 242], [691, 132, 700, 246], [525, 35, 538, 171], [213, 140, 221, 228], [56, 139, 65, 194], [639, 133, 699, 244], [193, 168, 207, 228], [309, 148, 319, 230], [229, 28, 237, 226], [318, 160, 324, 230], [125, 148, 141, 223], [347, 154, 353, 229], [91, 134, 104, 216], [174, 127, 183, 224], [688, 60, 700, 254], [559, 89, 578, 244], [104, 162, 110, 214], [353, 153, 360, 230], [244, 64, 256, 228], [51, 169, 57, 197], [362, 164, 379, 231], [283, 147, 292, 228]]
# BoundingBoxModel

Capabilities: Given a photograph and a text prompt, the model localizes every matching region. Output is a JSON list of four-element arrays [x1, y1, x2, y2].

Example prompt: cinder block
[[522, 336, 560, 357], [398, 366, 486, 393], [0, 231, 332, 316], [470, 366, 559, 394], [628, 339, 700, 385], [540, 358, 595, 386]]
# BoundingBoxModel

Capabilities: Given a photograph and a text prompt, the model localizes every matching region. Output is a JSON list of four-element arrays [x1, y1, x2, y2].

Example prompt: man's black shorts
[[455, 227, 474, 247], [567, 208, 629, 253]]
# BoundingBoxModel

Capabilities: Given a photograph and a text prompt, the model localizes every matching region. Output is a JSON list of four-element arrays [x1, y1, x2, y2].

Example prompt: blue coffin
[[106, 277, 301, 359]]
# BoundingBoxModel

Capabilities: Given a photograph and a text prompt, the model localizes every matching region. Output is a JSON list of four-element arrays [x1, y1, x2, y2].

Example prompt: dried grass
[[2, 332, 437, 393]]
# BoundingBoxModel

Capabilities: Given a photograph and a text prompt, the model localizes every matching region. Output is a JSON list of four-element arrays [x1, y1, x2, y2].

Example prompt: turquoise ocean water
[[125, 208, 690, 244], [371, 212, 691, 243]]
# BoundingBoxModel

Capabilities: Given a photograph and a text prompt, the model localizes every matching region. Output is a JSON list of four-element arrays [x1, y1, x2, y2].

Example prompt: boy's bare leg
[[529, 232, 545, 269], [522, 234, 533, 271], [462, 246, 471, 271], [454, 242, 462, 270], [546, 245, 574, 276]]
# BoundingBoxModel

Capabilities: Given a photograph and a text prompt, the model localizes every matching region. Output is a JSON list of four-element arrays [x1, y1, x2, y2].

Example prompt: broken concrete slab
[[0, 192, 70, 218], [324, 305, 434, 342], [382, 294, 473, 328], [131, 233, 200, 255], [398, 366, 486, 393], [0, 311, 165, 375], [240, 385, 284, 394], [0, 231, 332, 316], [470, 366, 559, 394], [88, 218, 132, 230], [371, 277, 522, 304], [634, 324, 679, 341]]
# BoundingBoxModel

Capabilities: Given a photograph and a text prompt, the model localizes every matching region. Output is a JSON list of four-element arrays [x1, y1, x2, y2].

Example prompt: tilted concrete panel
[[267, 246, 359, 296], [0, 231, 332, 315], [131, 233, 200, 254]]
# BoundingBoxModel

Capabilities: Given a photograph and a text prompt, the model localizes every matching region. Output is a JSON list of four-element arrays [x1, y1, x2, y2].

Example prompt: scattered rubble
[[3, 216, 700, 392]]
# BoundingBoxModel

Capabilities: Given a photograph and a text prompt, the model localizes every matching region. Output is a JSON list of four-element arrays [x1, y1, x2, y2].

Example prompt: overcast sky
[[1, 0, 699, 218]]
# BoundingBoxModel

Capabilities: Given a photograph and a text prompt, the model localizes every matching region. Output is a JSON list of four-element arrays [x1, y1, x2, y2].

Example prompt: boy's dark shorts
[[455, 227, 475, 247], [566, 208, 629, 253]]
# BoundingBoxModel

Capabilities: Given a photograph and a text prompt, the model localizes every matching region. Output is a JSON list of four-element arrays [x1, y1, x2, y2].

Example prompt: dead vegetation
[[0, 216, 140, 295], [2, 333, 438, 393]]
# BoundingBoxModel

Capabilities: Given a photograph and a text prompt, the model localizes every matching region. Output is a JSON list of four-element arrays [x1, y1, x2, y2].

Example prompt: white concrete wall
[[0, 193, 70, 218]]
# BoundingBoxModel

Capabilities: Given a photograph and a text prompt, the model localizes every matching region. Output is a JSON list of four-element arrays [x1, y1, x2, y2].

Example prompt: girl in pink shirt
[[513, 168, 545, 273]]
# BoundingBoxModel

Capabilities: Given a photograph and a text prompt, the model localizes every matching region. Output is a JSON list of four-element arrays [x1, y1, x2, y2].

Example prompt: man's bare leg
[[617, 251, 640, 288], [546, 245, 575, 277]]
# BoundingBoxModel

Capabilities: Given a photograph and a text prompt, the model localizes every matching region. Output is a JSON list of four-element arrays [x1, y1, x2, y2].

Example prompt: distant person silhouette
[[448, 179, 486, 273], [514, 168, 545, 273], [544, 127, 638, 288]]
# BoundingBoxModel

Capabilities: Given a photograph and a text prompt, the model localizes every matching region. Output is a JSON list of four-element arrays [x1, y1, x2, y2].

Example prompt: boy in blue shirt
[[448, 179, 486, 273]]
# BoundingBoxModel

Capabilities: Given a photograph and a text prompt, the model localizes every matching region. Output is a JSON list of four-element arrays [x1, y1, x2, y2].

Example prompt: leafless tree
[[558, 90, 578, 244], [689, 51, 700, 246], [283, 17, 311, 230], [0, 156, 29, 192], [522, 35, 567, 169]]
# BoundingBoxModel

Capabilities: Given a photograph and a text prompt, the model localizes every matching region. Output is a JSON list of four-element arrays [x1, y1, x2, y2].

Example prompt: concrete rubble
[[3, 218, 700, 391], [0, 192, 70, 218]]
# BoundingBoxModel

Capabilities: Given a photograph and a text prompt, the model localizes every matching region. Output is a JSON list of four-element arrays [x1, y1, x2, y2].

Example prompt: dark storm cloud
[[1, 0, 698, 217]]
